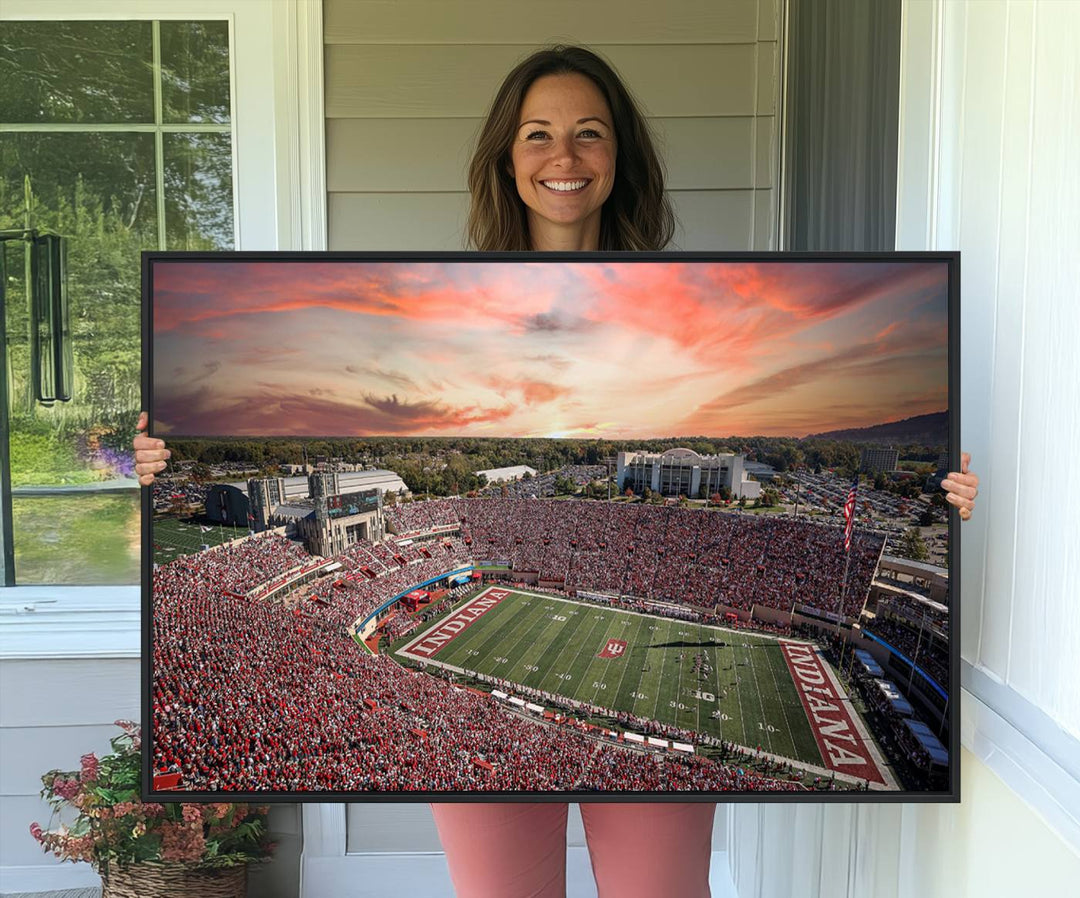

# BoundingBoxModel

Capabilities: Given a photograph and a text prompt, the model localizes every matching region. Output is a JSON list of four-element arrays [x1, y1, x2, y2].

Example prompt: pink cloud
[[152, 259, 950, 439], [485, 375, 572, 405]]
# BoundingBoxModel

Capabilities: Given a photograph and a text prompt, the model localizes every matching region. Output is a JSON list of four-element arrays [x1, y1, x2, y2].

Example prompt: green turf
[[152, 515, 248, 564], [398, 588, 827, 768]]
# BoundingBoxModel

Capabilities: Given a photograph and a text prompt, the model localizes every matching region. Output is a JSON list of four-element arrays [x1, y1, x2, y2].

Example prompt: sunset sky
[[151, 259, 949, 439]]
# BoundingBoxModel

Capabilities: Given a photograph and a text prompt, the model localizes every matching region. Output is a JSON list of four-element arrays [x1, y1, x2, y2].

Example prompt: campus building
[[205, 470, 404, 555], [860, 447, 900, 474], [615, 448, 761, 500], [474, 464, 538, 484]]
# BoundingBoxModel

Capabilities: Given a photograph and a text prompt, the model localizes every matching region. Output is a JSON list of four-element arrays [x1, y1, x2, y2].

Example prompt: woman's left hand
[[941, 451, 979, 521]]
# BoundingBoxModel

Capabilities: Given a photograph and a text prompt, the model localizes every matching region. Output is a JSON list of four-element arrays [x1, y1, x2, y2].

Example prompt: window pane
[[2, 133, 149, 584], [0, 132, 158, 242], [1, 19, 235, 586], [0, 22, 154, 124], [164, 133, 235, 250], [160, 21, 232, 124], [12, 493, 140, 585], [1, 132, 154, 436]]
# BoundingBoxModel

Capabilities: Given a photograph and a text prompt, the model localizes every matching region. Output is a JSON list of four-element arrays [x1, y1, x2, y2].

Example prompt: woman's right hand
[[133, 411, 170, 486]]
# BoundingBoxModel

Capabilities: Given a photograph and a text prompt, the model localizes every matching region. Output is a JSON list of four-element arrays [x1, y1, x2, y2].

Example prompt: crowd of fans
[[157, 533, 312, 597], [878, 591, 949, 631], [862, 616, 949, 689], [386, 498, 885, 620], [298, 537, 474, 632], [381, 613, 421, 641], [152, 534, 800, 793], [151, 474, 212, 513]]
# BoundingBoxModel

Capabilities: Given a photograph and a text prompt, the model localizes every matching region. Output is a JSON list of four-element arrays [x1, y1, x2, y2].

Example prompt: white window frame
[[0, 0, 326, 659]]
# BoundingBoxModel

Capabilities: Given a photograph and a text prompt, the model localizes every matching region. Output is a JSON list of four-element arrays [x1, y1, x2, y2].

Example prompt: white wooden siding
[[323, 1, 763, 45], [325, 0, 782, 251], [0, 659, 142, 873], [895, 0, 1080, 737]]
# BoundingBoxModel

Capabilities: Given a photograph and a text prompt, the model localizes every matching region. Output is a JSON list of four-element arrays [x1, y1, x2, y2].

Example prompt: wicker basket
[[100, 862, 247, 898]]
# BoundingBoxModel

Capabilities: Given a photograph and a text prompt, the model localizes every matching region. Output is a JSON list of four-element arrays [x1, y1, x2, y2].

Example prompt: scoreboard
[[326, 489, 379, 519]]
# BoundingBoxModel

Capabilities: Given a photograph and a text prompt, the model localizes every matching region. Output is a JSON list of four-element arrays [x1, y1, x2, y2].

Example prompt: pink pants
[[430, 802, 716, 898]]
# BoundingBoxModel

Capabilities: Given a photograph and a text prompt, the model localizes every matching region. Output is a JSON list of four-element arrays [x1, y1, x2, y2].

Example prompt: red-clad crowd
[[299, 537, 473, 632], [386, 498, 886, 619], [152, 533, 801, 793]]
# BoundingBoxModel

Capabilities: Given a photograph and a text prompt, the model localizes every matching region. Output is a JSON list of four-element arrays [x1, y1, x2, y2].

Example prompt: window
[[0, 0, 323, 665], [1, 18, 234, 585]]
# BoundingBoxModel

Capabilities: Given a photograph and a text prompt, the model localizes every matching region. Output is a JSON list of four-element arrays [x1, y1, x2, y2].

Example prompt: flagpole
[[836, 477, 858, 679], [837, 543, 852, 677]]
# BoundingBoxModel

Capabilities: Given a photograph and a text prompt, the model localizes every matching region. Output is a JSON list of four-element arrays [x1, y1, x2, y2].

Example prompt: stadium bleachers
[[386, 498, 886, 619], [152, 498, 895, 792], [152, 529, 803, 792]]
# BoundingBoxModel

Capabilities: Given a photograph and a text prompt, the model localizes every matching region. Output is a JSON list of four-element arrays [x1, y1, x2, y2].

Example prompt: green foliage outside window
[[0, 19, 232, 583]]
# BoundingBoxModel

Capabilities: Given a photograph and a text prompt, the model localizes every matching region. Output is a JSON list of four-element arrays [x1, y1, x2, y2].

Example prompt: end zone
[[398, 586, 511, 661], [779, 641, 896, 789]]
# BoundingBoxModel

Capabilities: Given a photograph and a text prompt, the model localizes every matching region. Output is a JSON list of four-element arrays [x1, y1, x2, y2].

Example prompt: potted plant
[[30, 720, 274, 897]]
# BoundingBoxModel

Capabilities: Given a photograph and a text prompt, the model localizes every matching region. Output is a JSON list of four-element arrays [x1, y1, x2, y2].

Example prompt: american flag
[[842, 478, 859, 552]]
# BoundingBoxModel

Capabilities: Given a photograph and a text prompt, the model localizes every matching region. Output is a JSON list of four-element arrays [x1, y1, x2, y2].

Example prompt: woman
[[135, 46, 978, 898]]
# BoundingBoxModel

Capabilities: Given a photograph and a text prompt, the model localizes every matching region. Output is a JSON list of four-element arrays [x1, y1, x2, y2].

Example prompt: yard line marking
[[731, 639, 747, 746], [495, 592, 560, 685], [760, 641, 798, 761], [548, 604, 607, 698], [710, 635, 726, 743], [512, 593, 581, 688], [745, 638, 774, 754], [650, 619, 670, 723], [440, 587, 535, 670], [609, 613, 647, 711]]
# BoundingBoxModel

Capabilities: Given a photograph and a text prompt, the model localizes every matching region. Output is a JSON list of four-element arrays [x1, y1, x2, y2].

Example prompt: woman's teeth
[[542, 180, 589, 192]]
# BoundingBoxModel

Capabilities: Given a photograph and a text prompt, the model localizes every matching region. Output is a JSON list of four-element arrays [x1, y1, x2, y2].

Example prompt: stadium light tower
[[602, 456, 617, 501], [792, 463, 802, 518]]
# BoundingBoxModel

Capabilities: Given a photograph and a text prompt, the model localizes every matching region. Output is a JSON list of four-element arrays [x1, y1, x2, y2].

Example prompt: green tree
[[896, 527, 929, 562]]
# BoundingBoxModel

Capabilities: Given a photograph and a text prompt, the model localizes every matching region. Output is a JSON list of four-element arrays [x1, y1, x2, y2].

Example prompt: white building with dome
[[616, 448, 761, 500]]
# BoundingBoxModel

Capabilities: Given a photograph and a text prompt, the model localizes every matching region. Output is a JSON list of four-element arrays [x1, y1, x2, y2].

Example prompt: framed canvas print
[[143, 251, 959, 802]]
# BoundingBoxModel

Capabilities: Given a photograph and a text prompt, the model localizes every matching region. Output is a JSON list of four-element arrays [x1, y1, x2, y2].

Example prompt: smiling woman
[[508, 73, 617, 250], [466, 45, 674, 252]]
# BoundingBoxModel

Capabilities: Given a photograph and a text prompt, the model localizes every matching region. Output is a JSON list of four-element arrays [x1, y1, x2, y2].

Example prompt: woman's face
[[509, 73, 617, 244]]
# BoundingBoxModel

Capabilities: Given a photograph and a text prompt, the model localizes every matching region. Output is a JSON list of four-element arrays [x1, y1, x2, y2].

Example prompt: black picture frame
[[142, 250, 960, 804]]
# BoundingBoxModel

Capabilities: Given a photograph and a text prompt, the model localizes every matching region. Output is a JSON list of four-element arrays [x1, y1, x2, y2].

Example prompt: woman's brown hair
[[467, 46, 675, 251]]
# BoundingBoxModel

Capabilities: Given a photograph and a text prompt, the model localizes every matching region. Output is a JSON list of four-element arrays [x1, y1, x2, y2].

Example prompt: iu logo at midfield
[[599, 639, 627, 659]]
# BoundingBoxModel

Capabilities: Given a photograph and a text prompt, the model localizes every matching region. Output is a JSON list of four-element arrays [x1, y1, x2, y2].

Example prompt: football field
[[153, 516, 247, 564], [398, 586, 830, 768]]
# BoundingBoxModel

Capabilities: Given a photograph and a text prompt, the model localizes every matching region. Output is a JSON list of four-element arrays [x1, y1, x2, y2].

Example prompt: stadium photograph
[[146, 254, 955, 798]]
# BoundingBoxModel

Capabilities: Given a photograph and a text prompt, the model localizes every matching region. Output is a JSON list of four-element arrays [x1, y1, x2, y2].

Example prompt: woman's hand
[[941, 451, 979, 521], [133, 411, 170, 487]]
